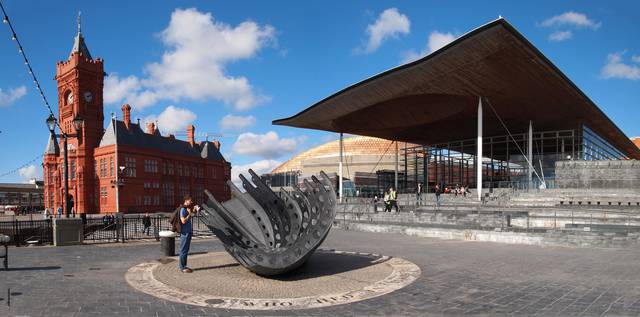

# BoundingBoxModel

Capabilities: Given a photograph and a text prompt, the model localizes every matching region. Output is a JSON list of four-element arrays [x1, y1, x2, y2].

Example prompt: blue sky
[[1, 0, 639, 183]]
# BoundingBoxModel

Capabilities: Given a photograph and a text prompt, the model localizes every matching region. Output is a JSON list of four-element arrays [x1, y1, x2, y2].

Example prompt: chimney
[[168, 134, 175, 139], [146, 122, 156, 134], [187, 124, 195, 146], [213, 140, 221, 150], [121, 104, 131, 130]]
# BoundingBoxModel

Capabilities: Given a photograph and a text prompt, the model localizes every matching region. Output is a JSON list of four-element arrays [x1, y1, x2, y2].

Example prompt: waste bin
[[159, 231, 176, 256]]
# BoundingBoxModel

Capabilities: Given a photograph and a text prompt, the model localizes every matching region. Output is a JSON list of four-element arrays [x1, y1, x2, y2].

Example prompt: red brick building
[[43, 22, 231, 214]]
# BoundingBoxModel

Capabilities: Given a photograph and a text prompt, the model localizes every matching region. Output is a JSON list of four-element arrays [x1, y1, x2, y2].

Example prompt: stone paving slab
[[151, 251, 393, 298], [1, 230, 640, 316], [126, 250, 419, 310]]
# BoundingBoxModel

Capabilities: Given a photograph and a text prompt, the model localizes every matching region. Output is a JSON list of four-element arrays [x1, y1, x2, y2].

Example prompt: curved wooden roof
[[274, 18, 640, 159]]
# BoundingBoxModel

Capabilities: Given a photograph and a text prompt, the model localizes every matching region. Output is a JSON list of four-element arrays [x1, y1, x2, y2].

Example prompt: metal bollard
[[159, 231, 176, 256]]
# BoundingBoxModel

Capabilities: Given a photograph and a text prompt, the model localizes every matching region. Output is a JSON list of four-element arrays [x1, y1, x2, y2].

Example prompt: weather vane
[[77, 11, 81, 34]]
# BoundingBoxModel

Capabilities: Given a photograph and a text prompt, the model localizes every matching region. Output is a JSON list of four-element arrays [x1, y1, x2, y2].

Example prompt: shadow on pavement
[[194, 263, 240, 271], [271, 252, 390, 281], [6, 266, 61, 271]]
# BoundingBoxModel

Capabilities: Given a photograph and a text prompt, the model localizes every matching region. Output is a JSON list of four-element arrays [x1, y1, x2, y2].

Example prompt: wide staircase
[[336, 189, 640, 248]]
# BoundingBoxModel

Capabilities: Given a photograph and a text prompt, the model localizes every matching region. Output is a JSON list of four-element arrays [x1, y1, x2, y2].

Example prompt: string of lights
[[0, 0, 62, 131], [0, 154, 44, 179]]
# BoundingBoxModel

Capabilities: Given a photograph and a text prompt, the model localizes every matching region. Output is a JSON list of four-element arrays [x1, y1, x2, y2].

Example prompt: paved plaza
[[2, 229, 640, 316]]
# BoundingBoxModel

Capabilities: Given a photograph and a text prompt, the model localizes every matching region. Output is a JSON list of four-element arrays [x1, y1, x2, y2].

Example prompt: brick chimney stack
[[146, 122, 156, 134], [187, 124, 195, 146], [121, 104, 131, 130]]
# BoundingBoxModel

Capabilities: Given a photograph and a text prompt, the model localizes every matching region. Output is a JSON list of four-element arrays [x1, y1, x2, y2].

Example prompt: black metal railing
[[83, 217, 119, 242], [0, 219, 53, 246], [0, 213, 214, 246], [83, 214, 214, 243]]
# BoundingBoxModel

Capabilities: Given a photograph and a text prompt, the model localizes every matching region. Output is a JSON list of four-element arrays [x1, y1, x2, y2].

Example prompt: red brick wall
[[93, 144, 230, 214]]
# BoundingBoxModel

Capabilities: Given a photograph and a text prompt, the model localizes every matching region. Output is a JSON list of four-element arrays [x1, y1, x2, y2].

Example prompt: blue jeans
[[179, 232, 192, 270]]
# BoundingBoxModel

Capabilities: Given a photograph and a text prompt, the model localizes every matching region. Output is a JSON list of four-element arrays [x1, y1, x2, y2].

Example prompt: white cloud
[[401, 31, 456, 63], [632, 55, 640, 63], [219, 114, 256, 131], [601, 52, 640, 80], [549, 30, 573, 42], [360, 8, 410, 53], [143, 105, 197, 134], [0, 86, 27, 107], [103, 74, 141, 105], [104, 8, 275, 111], [232, 131, 297, 159], [428, 31, 456, 53], [541, 11, 601, 29], [231, 159, 282, 186], [18, 165, 39, 182]]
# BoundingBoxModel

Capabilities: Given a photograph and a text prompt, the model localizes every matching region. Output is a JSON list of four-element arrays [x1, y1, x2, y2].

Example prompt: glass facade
[[399, 125, 629, 193]]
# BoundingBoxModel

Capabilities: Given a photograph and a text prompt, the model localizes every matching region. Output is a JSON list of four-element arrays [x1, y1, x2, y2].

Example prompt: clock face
[[83, 91, 93, 102], [66, 92, 74, 105]]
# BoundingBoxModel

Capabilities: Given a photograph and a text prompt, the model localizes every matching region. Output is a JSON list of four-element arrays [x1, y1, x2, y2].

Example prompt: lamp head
[[46, 114, 56, 133], [72, 115, 84, 132]]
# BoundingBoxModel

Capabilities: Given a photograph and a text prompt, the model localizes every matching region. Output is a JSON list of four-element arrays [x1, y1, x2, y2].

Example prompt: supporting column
[[394, 141, 399, 191], [339, 132, 343, 203], [114, 117, 120, 213], [528, 120, 533, 190], [477, 97, 483, 201], [423, 147, 429, 192]]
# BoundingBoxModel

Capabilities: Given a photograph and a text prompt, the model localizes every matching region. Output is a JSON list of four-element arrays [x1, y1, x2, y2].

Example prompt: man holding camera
[[178, 195, 200, 273]]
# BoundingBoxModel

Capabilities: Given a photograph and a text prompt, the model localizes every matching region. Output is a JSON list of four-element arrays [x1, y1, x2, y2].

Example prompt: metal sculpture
[[201, 170, 337, 276]]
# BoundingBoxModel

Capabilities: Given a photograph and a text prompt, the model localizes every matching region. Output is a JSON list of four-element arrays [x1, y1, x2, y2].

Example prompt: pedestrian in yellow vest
[[389, 187, 398, 212]]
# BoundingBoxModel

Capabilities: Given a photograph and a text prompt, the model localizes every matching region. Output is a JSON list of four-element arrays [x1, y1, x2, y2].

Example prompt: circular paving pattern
[[125, 249, 421, 310]]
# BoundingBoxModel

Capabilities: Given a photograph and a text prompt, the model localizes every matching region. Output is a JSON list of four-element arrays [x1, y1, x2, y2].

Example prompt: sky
[[0, 0, 639, 183]]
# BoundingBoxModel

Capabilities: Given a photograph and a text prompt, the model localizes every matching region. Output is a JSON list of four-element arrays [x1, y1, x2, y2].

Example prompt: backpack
[[169, 206, 183, 233]]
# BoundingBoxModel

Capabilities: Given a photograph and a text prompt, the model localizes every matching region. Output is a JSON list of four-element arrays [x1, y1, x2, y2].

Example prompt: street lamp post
[[46, 114, 84, 218], [111, 166, 126, 213]]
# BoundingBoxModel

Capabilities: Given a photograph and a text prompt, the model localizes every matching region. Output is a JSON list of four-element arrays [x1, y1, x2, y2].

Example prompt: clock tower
[[53, 13, 105, 214]]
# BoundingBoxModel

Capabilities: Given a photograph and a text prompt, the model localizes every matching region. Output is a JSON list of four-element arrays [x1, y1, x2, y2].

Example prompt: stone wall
[[335, 222, 640, 248], [555, 160, 640, 189]]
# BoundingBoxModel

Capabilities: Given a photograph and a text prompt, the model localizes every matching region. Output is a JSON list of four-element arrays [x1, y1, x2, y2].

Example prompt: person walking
[[416, 182, 423, 206], [178, 195, 197, 273], [56, 206, 62, 218], [389, 186, 398, 212], [142, 213, 152, 235], [434, 184, 442, 207], [383, 190, 391, 212]]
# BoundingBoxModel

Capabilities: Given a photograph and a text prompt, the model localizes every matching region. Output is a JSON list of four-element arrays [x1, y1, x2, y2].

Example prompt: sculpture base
[[125, 249, 420, 310]]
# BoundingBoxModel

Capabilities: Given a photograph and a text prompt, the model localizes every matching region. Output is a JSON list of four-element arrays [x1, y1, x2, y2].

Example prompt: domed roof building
[[265, 136, 417, 196]]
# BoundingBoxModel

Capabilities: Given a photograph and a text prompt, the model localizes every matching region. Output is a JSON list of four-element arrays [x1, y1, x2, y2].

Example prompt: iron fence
[[0, 213, 214, 246], [0, 219, 53, 246], [82, 214, 214, 243]]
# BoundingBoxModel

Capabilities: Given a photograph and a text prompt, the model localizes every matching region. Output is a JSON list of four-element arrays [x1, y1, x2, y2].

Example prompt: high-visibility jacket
[[390, 190, 397, 201]]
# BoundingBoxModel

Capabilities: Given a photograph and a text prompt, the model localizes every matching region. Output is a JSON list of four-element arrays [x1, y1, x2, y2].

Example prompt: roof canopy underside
[[274, 19, 640, 159]]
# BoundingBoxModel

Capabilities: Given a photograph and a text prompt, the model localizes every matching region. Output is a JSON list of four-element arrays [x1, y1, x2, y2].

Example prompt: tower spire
[[70, 11, 92, 60]]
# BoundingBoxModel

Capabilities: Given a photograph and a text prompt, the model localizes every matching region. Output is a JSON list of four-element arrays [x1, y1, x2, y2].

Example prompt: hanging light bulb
[[11, 33, 16, 40], [2, 16, 8, 24]]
